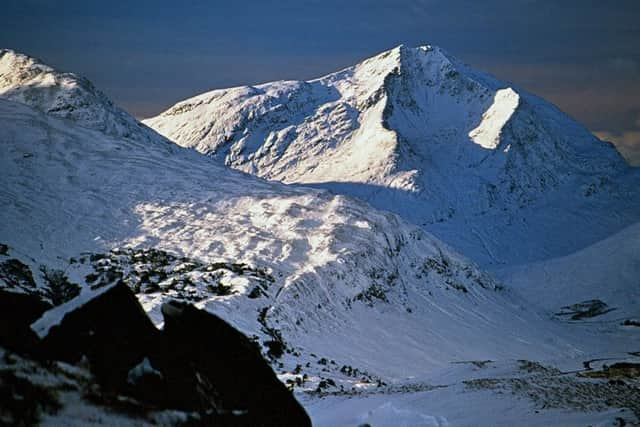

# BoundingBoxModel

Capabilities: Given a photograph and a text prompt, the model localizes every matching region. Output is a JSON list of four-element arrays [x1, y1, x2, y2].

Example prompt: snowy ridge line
[[0, 49, 169, 145]]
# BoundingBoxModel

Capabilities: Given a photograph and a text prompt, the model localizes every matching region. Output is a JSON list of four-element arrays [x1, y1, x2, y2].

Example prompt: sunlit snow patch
[[468, 87, 520, 149]]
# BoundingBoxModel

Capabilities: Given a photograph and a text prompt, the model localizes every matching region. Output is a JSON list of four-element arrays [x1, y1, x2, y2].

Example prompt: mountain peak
[[342, 43, 455, 81], [0, 49, 55, 78], [0, 48, 103, 112], [363, 44, 449, 63], [144, 45, 636, 266], [0, 49, 165, 145]]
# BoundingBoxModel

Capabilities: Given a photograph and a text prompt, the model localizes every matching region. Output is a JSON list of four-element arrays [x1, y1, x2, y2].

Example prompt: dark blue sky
[[1, 0, 639, 157]]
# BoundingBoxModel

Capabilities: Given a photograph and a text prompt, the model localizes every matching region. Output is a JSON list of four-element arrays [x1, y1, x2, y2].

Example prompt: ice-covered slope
[[0, 49, 166, 145], [145, 45, 640, 267], [1, 96, 585, 382]]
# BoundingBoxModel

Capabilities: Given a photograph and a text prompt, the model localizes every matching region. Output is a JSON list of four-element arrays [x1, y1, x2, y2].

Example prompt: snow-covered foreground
[[145, 45, 640, 269], [305, 359, 638, 427], [1, 49, 639, 425]]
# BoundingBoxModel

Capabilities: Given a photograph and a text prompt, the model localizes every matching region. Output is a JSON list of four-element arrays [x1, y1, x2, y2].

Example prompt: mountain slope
[[145, 45, 640, 267], [499, 221, 640, 322], [0, 95, 583, 383]]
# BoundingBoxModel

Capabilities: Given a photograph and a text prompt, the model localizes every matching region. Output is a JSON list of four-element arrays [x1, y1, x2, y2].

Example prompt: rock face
[[0, 257, 52, 354], [1, 281, 310, 426], [37, 282, 161, 391], [159, 300, 311, 425], [0, 290, 50, 354], [144, 45, 640, 267]]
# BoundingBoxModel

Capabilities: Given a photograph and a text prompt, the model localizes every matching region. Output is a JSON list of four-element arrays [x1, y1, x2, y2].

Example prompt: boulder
[[158, 300, 312, 426], [0, 290, 50, 354], [29, 281, 310, 425], [37, 282, 161, 391]]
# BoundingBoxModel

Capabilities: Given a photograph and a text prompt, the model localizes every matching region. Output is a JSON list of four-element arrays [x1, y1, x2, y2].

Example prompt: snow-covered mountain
[[145, 45, 640, 267], [0, 51, 589, 382], [0, 49, 167, 145], [2, 49, 638, 426], [0, 96, 584, 379]]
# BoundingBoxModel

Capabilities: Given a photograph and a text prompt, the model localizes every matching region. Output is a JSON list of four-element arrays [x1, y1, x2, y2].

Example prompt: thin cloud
[[594, 130, 640, 166]]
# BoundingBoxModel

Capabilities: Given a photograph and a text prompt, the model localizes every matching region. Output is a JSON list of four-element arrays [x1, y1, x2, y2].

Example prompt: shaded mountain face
[[500, 221, 640, 321], [145, 45, 640, 267], [0, 50, 587, 392]]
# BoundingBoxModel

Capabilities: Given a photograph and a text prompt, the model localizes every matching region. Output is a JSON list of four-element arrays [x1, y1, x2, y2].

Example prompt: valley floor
[[304, 349, 640, 426], [299, 300, 640, 427]]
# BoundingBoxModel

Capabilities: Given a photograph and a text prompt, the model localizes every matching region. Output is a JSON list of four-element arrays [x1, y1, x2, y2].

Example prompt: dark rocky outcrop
[[38, 282, 161, 391], [2, 280, 311, 426], [0, 258, 37, 292], [158, 300, 311, 426], [0, 290, 51, 354], [555, 299, 615, 320]]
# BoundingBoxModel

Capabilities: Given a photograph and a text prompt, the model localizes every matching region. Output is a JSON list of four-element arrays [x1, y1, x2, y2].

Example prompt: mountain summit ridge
[[145, 44, 639, 267]]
